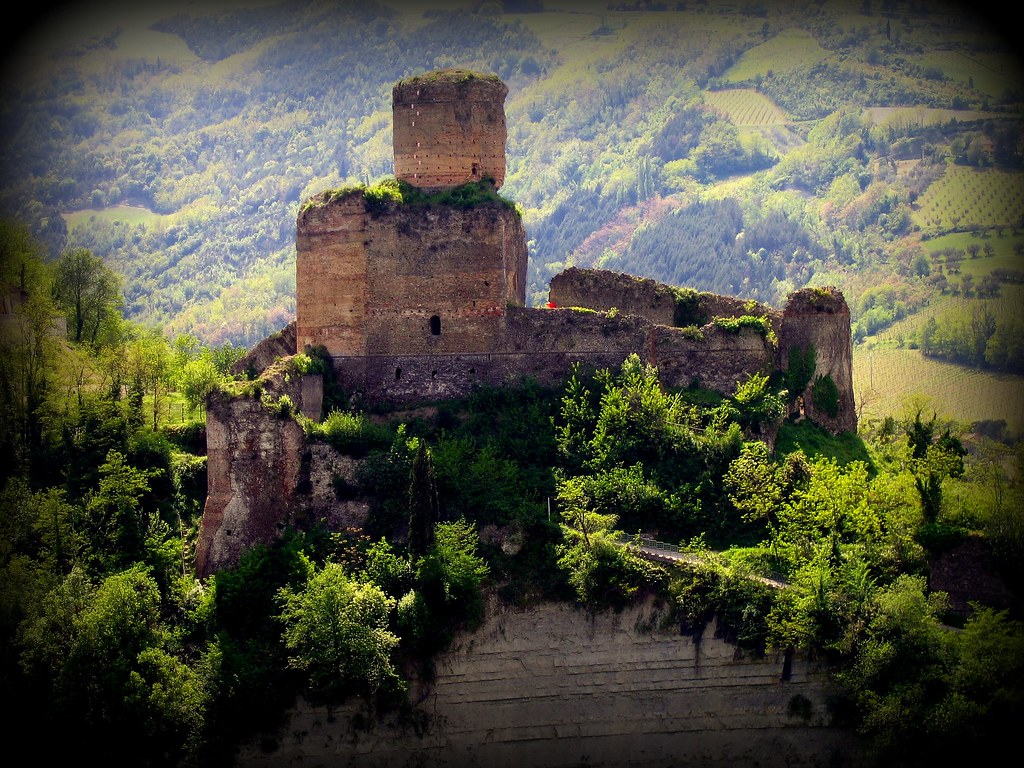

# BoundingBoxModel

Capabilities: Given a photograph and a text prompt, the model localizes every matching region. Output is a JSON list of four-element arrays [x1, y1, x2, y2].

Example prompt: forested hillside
[[1, 0, 1022, 425]]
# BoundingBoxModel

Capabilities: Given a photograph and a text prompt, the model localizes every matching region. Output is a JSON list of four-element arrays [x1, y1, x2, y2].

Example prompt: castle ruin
[[195, 68, 856, 578]]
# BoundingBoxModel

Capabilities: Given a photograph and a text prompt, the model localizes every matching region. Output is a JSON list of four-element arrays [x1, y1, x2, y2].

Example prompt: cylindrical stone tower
[[392, 68, 508, 190]]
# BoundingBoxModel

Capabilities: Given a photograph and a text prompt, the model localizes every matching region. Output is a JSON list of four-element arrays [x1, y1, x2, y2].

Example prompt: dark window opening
[[469, 367, 476, 376], [431, 370, 437, 379], [395, 367, 402, 381], [472, 162, 480, 178], [429, 315, 441, 335]]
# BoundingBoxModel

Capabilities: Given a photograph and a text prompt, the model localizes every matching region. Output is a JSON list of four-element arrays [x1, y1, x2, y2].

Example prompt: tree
[[52, 248, 122, 346], [84, 450, 160, 573], [406, 440, 438, 557], [17, 564, 191, 765], [416, 519, 489, 630], [125, 331, 172, 430], [0, 224, 62, 481], [276, 558, 402, 699], [732, 371, 786, 433], [178, 357, 221, 416]]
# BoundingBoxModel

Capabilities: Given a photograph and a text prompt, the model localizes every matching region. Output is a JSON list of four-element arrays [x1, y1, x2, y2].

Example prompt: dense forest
[[1, 217, 1023, 766]]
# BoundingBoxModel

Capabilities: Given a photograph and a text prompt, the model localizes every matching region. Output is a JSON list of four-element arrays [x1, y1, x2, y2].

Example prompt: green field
[[921, 49, 1024, 100], [63, 205, 172, 231], [853, 346, 1024, 434], [722, 28, 828, 83], [864, 106, 1008, 128]]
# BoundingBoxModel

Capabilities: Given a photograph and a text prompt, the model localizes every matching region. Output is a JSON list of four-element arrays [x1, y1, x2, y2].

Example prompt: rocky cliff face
[[235, 598, 869, 768]]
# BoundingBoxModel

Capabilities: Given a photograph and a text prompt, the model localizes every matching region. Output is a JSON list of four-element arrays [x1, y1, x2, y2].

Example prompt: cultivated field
[[912, 165, 1024, 235], [853, 346, 1024, 434], [704, 89, 789, 126]]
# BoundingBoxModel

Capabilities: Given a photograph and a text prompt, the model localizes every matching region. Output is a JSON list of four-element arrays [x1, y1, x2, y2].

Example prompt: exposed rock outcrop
[[236, 598, 869, 768]]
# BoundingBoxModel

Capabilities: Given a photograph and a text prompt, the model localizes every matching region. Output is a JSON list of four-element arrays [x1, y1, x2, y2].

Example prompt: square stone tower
[[295, 68, 526, 399]]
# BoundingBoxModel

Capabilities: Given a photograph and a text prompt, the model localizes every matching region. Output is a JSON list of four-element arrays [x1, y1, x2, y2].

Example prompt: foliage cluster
[[712, 313, 778, 344], [918, 302, 1024, 373]]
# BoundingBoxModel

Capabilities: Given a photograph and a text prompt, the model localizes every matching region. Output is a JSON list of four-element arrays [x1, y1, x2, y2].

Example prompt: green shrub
[[671, 287, 703, 327], [311, 409, 393, 457], [261, 393, 293, 418], [290, 353, 324, 375], [364, 178, 404, 213], [713, 315, 777, 344]]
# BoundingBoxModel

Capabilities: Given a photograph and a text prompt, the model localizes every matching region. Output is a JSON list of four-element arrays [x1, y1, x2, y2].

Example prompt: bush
[[310, 409, 393, 457]]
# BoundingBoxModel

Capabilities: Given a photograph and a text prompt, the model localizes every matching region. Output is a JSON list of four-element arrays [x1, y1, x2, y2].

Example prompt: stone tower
[[294, 68, 527, 389], [392, 68, 508, 190]]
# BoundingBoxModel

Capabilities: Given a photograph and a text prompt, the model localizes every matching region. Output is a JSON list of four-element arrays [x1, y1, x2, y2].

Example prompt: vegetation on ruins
[[301, 178, 521, 217], [2, 220, 1022, 767]]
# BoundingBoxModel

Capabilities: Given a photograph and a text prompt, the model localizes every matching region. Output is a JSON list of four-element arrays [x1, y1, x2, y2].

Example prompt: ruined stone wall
[[236, 598, 869, 768], [195, 394, 308, 578], [325, 305, 777, 409], [548, 267, 679, 326], [393, 69, 508, 190], [778, 287, 856, 433], [653, 324, 776, 393], [295, 191, 368, 356], [548, 267, 783, 335], [195, 368, 332, 578]]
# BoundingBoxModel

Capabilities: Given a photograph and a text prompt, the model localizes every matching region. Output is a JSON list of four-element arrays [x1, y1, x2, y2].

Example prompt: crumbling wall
[[548, 266, 782, 336], [195, 394, 307, 578], [548, 267, 679, 326], [778, 287, 856, 433], [653, 323, 776, 393], [195, 367, 328, 578]]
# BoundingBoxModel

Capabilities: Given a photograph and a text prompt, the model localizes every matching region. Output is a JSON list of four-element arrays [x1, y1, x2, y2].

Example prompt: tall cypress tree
[[407, 441, 438, 557]]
